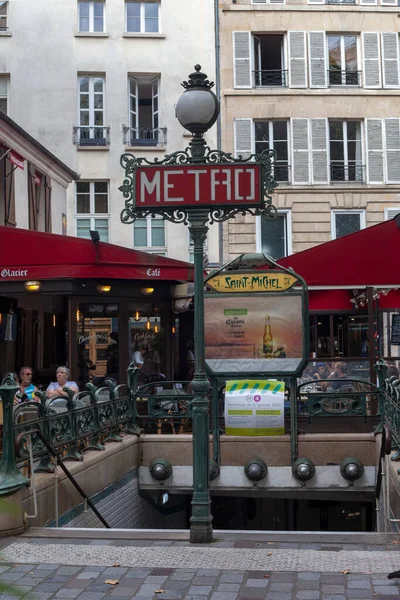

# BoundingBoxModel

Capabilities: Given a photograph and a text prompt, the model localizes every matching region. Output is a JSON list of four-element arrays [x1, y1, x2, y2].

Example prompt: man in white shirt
[[132, 344, 147, 369]]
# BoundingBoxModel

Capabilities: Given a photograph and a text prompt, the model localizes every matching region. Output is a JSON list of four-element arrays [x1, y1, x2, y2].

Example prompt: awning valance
[[0, 226, 194, 282]]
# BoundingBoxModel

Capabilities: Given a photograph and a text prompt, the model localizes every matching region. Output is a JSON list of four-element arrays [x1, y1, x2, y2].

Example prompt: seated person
[[328, 362, 350, 391], [14, 366, 39, 404], [313, 363, 329, 381], [46, 366, 78, 399]]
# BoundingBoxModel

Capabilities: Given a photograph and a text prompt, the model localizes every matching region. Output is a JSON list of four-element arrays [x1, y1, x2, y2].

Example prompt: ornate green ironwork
[[297, 380, 376, 418]]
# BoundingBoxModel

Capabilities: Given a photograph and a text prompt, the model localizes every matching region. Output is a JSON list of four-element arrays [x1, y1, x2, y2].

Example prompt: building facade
[[219, 0, 400, 261], [0, 0, 220, 264]]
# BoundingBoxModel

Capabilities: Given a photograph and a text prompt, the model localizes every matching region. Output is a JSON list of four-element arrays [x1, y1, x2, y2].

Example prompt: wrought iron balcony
[[123, 127, 167, 147], [73, 126, 110, 147], [328, 70, 361, 87], [330, 162, 365, 183], [253, 70, 288, 88]]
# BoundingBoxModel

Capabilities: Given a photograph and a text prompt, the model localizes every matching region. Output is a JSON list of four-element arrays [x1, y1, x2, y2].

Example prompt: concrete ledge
[[21, 527, 399, 545]]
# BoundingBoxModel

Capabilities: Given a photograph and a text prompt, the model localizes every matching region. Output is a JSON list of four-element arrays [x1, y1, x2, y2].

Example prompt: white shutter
[[381, 33, 400, 89], [385, 208, 400, 220], [233, 32, 252, 89], [385, 118, 400, 183], [291, 118, 310, 184], [288, 32, 307, 88], [309, 32, 327, 88], [311, 119, 329, 184], [362, 33, 382, 89], [234, 118, 253, 159], [366, 119, 384, 183]]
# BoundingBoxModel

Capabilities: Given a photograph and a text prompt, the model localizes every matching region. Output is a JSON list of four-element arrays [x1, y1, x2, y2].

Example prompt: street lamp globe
[[175, 65, 219, 135]]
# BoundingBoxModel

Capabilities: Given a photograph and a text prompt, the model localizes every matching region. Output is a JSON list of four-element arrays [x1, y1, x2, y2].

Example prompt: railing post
[[0, 375, 30, 495], [374, 359, 388, 434], [34, 391, 56, 473], [64, 387, 84, 462], [125, 365, 142, 435], [85, 383, 105, 451]]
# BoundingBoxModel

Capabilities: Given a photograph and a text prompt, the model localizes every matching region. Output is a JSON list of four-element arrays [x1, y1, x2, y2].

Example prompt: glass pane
[[94, 182, 108, 213], [127, 1, 140, 16], [93, 78, 103, 93], [335, 213, 361, 239], [77, 219, 91, 238], [94, 219, 109, 242], [329, 121, 343, 141], [76, 181, 90, 213], [134, 220, 147, 246], [274, 141, 288, 162], [94, 94, 103, 109], [79, 16, 90, 31], [151, 219, 165, 247], [344, 36, 357, 71], [0, 3, 7, 16], [94, 111, 103, 126], [145, 3, 159, 32], [127, 15, 140, 31], [94, 16, 104, 32], [255, 121, 269, 142], [80, 94, 89, 109], [328, 36, 341, 70], [80, 77, 89, 92], [347, 121, 360, 141], [260, 214, 286, 259], [145, 17, 159, 33], [0, 97, 7, 114], [80, 111, 89, 126], [79, 2, 90, 16], [273, 121, 287, 141], [94, 2, 103, 16], [0, 79, 6, 95]]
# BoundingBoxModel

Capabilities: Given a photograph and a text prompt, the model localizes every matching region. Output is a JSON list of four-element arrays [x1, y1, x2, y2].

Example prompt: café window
[[310, 313, 369, 359]]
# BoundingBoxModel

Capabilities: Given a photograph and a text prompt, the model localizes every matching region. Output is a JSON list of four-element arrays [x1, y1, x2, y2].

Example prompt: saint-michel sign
[[206, 272, 299, 293], [135, 164, 261, 208]]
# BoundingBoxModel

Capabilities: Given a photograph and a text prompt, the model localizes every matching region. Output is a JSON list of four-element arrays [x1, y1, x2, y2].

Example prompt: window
[[133, 216, 165, 254], [0, 1, 7, 30], [328, 35, 359, 86], [253, 35, 287, 87], [255, 121, 289, 182], [76, 181, 109, 242], [126, 76, 165, 145], [331, 210, 365, 239], [329, 121, 363, 182], [384, 207, 400, 220], [0, 77, 7, 114], [77, 76, 108, 145], [78, 1, 104, 32], [256, 211, 292, 259], [188, 233, 207, 263], [126, 1, 159, 33]]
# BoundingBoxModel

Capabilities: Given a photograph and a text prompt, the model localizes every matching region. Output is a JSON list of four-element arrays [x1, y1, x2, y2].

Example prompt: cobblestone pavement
[[0, 538, 400, 599]]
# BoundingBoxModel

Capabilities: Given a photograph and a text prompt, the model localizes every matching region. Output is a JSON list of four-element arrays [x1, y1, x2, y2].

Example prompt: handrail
[[15, 428, 110, 528]]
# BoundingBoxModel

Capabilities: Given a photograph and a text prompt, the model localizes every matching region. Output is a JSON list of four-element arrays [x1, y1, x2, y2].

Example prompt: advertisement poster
[[224, 379, 285, 436], [204, 295, 303, 374]]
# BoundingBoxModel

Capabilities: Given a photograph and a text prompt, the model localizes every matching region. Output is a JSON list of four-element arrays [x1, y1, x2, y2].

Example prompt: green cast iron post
[[0, 376, 30, 496], [189, 210, 212, 543]]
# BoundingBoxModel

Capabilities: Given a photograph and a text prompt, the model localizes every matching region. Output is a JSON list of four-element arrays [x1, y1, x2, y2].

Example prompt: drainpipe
[[214, 0, 223, 266]]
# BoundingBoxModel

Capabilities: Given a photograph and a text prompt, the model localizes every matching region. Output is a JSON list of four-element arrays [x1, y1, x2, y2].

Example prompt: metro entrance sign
[[136, 164, 261, 208]]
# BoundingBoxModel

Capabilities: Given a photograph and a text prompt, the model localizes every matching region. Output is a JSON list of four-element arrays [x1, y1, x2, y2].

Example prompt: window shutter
[[233, 32, 252, 89], [288, 32, 307, 88], [385, 118, 400, 183], [44, 175, 52, 233], [366, 119, 384, 183], [234, 118, 253, 159], [310, 119, 329, 184], [362, 33, 382, 89], [28, 163, 38, 231], [3, 156, 16, 226], [381, 33, 400, 89], [385, 208, 400, 219], [309, 32, 327, 88], [291, 118, 310, 184]]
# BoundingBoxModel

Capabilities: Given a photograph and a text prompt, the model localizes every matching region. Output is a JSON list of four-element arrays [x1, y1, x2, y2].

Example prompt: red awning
[[0, 226, 194, 282], [278, 217, 400, 287]]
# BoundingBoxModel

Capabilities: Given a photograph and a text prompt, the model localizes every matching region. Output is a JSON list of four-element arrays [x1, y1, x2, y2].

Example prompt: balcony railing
[[328, 70, 361, 87], [123, 126, 167, 147], [73, 126, 110, 147], [326, 0, 356, 4], [330, 162, 365, 183], [253, 70, 288, 88]]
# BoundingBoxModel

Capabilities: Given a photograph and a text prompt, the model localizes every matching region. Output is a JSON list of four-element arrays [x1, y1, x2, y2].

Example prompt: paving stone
[[170, 573, 196, 581], [33, 582, 65, 592], [373, 587, 400, 595], [321, 574, 346, 584], [347, 590, 374, 599], [322, 584, 345, 593], [246, 579, 269, 588], [109, 588, 138, 597], [55, 590, 88, 598], [322, 596, 346, 600], [296, 591, 320, 599], [103, 567, 129, 576], [269, 583, 293, 592], [297, 573, 321, 580], [143, 575, 168, 584], [77, 572, 100, 580], [187, 586, 213, 595], [154, 592, 184, 600], [151, 568, 174, 576], [196, 569, 220, 577], [220, 573, 244, 583], [191, 577, 217, 586], [217, 583, 240, 591], [296, 580, 320, 589], [269, 574, 295, 583], [163, 580, 191, 590], [210, 593, 238, 600], [348, 580, 373, 588], [75, 593, 107, 600], [265, 593, 292, 600]]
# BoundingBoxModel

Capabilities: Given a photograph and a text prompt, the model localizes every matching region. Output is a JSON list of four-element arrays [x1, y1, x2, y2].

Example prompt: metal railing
[[123, 126, 167, 147], [134, 380, 194, 434], [73, 126, 110, 147], [330, 162, 365, 183], [253, 70, 288, 88], [326, 0, 356, 4], [328, 70, 361, 87]]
